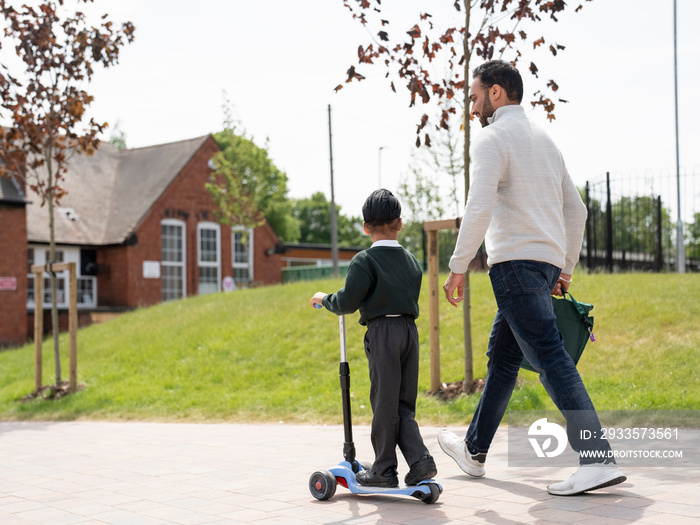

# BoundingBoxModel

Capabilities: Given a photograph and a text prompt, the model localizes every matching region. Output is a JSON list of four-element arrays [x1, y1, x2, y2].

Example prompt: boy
[[310, 189, 437, 488]]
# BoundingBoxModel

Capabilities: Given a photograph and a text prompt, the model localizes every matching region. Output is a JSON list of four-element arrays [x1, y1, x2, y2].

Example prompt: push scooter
[[308, 313, 442, 504]]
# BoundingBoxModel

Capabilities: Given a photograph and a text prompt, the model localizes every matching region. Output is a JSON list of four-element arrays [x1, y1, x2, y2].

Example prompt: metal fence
[[281, 263, 351, 283], [583, 169, 700, 273]]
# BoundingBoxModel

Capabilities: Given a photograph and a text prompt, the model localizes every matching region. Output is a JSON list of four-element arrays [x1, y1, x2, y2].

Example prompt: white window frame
[[161, 219, 187, 301], [232, 226, 254, 284], [77, 276, 97, 308], [26, 245, 97, 309], [197, 222, 221, 294], [27, 247, 68, 308]]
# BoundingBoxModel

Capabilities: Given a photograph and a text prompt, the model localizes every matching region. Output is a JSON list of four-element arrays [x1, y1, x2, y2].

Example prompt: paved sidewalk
[[0, 422, 699, 524]]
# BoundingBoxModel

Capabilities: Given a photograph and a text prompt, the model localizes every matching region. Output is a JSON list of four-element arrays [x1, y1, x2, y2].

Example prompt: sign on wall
[[0, 277, 17, 291], [143, 261, 161, 279]]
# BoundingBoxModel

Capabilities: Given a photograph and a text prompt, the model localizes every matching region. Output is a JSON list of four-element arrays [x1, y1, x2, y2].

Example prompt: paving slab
[[0, 422, 699, 524]]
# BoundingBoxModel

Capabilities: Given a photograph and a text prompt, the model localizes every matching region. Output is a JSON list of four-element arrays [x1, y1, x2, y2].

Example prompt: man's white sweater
[[449, 104, 587, 275]]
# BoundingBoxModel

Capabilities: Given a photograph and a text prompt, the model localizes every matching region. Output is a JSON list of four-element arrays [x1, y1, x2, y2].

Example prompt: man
[[439, 60, 626, 496]]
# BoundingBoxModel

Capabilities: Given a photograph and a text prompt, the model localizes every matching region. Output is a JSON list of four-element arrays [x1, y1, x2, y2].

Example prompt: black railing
[[583, 171, 699, 273]]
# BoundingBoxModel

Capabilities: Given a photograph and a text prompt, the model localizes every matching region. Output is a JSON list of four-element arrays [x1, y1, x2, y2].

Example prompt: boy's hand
[[310, 291, 327, 309], [443, 271, 465, 307]]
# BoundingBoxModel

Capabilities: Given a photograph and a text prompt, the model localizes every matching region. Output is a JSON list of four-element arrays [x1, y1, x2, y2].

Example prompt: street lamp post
[[673, 0, 685, 273]]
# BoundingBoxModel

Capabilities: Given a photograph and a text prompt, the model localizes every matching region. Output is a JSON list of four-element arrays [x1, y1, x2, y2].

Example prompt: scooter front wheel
[[309, 470, 337, 501]]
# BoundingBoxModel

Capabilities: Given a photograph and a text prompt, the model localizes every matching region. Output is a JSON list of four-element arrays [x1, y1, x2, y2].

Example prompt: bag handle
[[561, 290, 596, 342]]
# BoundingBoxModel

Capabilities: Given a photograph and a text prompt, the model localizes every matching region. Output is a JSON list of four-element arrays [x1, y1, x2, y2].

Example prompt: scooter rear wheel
[[421, 483, 441, 504], [309, 470, 337, 501]]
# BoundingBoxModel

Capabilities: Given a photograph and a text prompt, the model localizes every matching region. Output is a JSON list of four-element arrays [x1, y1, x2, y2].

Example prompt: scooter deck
[[330, 461, 441, 497]]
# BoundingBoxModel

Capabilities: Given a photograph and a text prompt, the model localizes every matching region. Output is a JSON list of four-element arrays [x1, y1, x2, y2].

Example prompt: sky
[[66, 1, 700, 222]]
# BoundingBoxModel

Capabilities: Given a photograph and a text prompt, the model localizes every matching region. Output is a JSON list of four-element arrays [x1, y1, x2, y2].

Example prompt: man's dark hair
[[472, 60, 523, 103]]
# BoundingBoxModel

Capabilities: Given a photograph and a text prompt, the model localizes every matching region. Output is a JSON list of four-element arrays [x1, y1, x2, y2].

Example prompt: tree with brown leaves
[[0, 0, 135, 388], [337, 0, 592, 389]]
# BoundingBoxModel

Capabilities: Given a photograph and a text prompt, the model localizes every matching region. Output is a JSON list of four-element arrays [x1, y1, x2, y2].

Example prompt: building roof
[[26, 135, 212, 245], [0, 175, 27, 205]]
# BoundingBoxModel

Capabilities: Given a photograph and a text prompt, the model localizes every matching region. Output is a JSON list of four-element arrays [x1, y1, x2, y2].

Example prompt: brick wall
[[96, 245, 131, 307], [253, 222, 283, 284], [0, 203, 28, 348]]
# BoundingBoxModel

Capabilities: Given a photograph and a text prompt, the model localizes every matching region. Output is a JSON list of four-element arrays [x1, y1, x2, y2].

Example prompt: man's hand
[[443, 271, 465, 307], [551, 273, 572, 297]]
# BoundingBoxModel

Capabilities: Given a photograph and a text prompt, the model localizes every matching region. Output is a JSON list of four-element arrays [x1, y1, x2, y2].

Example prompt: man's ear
[[362, 222, 370, 235], [490, 84, 503, 102], [397, 218, 403, 232]]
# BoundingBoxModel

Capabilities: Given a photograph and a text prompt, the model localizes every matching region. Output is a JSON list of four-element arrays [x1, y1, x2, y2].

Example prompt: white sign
[[143, 261, 161, 279], [0, 277, 17, 291], [222, 276, 235, 292]]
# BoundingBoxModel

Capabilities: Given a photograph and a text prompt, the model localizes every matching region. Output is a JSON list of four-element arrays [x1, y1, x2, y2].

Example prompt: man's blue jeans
[[465, 260, 612, 463]]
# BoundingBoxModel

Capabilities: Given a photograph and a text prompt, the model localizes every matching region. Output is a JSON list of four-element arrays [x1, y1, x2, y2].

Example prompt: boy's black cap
[[362, 189, 401, 223]]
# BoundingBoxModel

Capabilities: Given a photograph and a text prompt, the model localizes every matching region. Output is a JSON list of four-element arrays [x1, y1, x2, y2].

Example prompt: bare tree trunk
[[46, 155, 62, 385], [462, 0, 474, 390]]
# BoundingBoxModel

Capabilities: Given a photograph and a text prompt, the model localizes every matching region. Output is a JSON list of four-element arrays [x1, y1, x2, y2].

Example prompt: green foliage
[[109, 121, 127, 150], [0, 273, 698, 424], [292, 192, 371, 248], [686, 212, 700, 260], [611, 196, 671, 254], [207, 101, 300, 242], [585, 192, 677, 263]]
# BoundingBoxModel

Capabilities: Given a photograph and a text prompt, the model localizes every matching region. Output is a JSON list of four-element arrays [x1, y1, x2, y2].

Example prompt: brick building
[[0, 135, 285, 347], [0, 176, 29, 347]]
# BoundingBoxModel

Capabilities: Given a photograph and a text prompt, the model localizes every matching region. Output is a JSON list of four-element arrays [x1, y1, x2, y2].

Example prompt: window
[[232, 227, 254, 284], [198, 222, 221, 294], [25, 246, 96, 309], [77, 277, 96, 307], [43, 276, 66, 305], [161, 220, 186, 301], [45, 250, 64, 263], [27, 247, 68, 308]]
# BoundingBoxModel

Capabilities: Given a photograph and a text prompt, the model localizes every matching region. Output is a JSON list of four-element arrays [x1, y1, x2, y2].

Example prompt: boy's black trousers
[[363, 315, 430, 478]]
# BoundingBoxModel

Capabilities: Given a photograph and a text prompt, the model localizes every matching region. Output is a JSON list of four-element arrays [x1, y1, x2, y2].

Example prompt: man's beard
[[480, 96, 495, 127]]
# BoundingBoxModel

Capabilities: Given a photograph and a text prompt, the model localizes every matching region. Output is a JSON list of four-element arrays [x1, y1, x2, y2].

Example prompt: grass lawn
[[0, 272, 698, 425]]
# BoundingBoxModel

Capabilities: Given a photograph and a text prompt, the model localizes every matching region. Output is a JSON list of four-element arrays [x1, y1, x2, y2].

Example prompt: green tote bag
[[520, 291, 595, 373]]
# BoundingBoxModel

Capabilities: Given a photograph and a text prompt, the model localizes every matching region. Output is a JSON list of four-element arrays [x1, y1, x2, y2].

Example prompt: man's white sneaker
[[547, 463, 626, 496], [437, 429, 486, 478]]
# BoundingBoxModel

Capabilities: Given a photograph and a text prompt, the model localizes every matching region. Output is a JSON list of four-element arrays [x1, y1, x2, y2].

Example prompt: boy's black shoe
[[356, 470, 399, 488], [404, 454, 438, 486]]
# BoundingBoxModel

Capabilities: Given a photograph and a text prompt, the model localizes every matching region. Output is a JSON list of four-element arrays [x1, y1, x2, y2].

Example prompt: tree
[[397, 149, 446, 263], [611, 195, 671, 255], [0, 0, 135, 388], [686, 213, 700, 262], [109, 120, 127, 150], [206, 99, 300, 243], [292, 192, 371, 248], [338, 0, 593, 390], [423, 102, 465, 219]]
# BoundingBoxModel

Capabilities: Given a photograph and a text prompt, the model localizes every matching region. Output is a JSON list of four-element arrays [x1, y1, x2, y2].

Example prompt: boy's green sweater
[[322, 246, 422, 325]]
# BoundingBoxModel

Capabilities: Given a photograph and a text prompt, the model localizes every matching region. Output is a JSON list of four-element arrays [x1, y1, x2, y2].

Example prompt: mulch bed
[[19, 381, 84, 402], [429, 379, 486, 401]]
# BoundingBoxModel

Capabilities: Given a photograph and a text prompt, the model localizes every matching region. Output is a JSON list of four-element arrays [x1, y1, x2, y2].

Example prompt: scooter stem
[[339, 315, 357, 469]]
